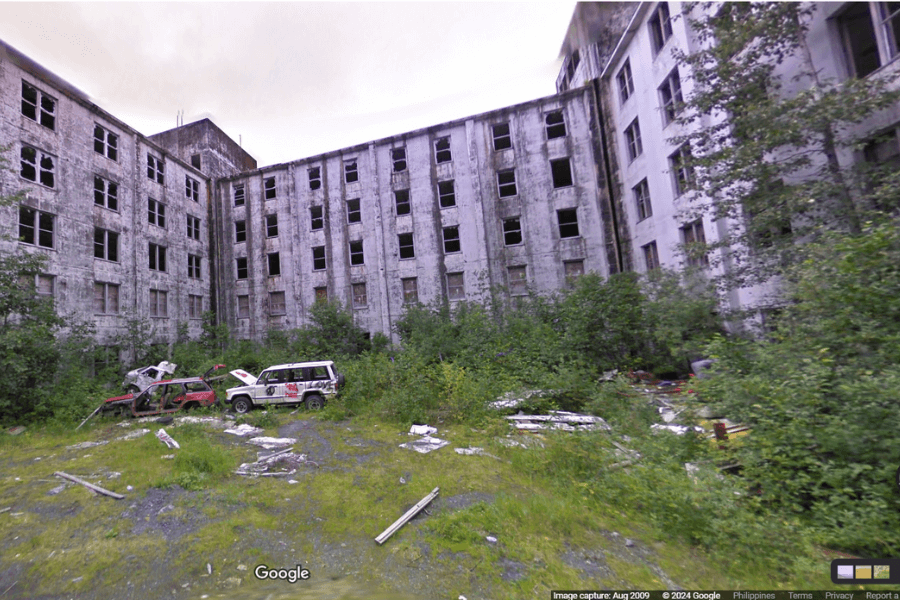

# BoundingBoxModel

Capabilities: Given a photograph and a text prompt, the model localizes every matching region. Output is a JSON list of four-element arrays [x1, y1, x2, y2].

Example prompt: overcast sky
[[0, 3, 576, 167]]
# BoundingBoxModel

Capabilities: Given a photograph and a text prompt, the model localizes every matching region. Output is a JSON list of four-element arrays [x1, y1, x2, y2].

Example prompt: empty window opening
[[266, 214, 279, 238], [264, 177, 276, 199], [147, 155, 164, 184], [392, 147, 407, 172], [187, 215, 201, 240], [186, 176, 200, 202], [235, 220, 246, 243], [94, 176, 118, 211], [557, 209, 580, 238], [839, 3, 882, 77], [617, 60, 634, 104], [438, 180, 456, 208], [649, 2, 673, 54], [551, 158, 573, 188], [20, 146, 55, 188], [310, 205, 324, 230], [236, 257, 248, 280], [347, 198, 361, 223], [21, 81, 55, 130], [148, 198, 166, 228], [350, 240, 365, 265], [188, 254, 202, 279], [149, 289, 168, 318], [234, 184, 245, 206], [643, 241, 661, 271], [94, 125, 118, 161], [352, 282, 367, 307], [191, 154, 201, 170], [634, 179, 653, 221], [94, 282, 119, 314], [19, 206, 54, 248], [447, 272, 465, 300], [435, 137, 451, 163], [309, 167, 322, 190], [268, 252, 281, 276], [149, 243, 167, 272], [395, 189, 411, 215], [402, 277, 418, 304], [545, 111, 566, 139], [313, 246, 326, 270], [315, 287, 328, 303], [269, 291, 286, 315], [625, 119, 643, 162], [492, 123, 512, 150], [94, 228, 118, 262], [503, 218, 522, 246], [398, 233, 415, 259], [443, 226, 461, 254], [344, 160, 358, 183], [498, 170, 517, 197]]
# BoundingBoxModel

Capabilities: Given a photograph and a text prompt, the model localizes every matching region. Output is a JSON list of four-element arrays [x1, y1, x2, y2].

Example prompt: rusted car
[[101, 365, 224, 417]]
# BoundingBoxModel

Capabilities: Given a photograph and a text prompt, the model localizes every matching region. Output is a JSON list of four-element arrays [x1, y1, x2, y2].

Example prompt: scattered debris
[[235, 447, 316, 477], [53, 471, 124, 500], [47, 484, 67, 496], [176, 416, 230, 428], [161, 454, 175, 460], [116, 428, 150, 441], [489, 389, 548, 410], [75, 405, 104, 430], [66, 440, 109, 450], [156, 429, 180, 449], [224, 424, 264, 437], [598, 369, 619, 382], [375, 486, 440, 545], [247, 437, 297, 450], [399, 424, 449, 454], [505, 411, 611, 432], [486, 536, 498, 544], [497, 436, 545, 449], [651, 424, 704, 435], [408, 424, 437, 436]]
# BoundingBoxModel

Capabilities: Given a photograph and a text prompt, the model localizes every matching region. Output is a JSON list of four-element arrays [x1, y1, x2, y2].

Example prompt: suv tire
[[232, 396, 252, 414], [305, 393, 324, 411]]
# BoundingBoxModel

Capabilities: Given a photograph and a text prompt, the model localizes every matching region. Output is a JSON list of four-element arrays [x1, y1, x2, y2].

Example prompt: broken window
[[649, 2, 673, 55], [268, 291, 286, 315], [188, 254, 202, 279], [443, 226, 461, 254], [352, 282, 367, 308], [508, 266, 527, 295], [447, 272, 465, 301], [347, 198, 361, 223], [94, 176, 119, 211], [315, 287, 328, 302], [625, 119, 643, 162], [617, 60, 634, 104], [557, 209, 580, 238], [643, 241, 661, 271], [498, 170, 517, 197], [398, 233, 415, 259], [235, 220, 246, 243], [659, 67, 683, 125], [492, 123, 512, 151], [189, 294, 203, 319], [149, 243, 167, 272], [149, 289, 168, 318], [94, 228, 118, 262], [392, 148, 407, 172], [402, 277, 418, 304], [187, 215, 201, 240], [545, 111, 566, 139], [234, 184, 245, 206], [264, 177, 276, 199], [20, 145, 55, 188], [438, 180, 456, 208], [147, 155, 164, 184], [634, 179, 653, 221], [839, 3, 882, 77], [148, 198, 166, 228], [310, 205, 324, 230], [266, 214, 278, 238], [186, 176, 200, 202], [564, 260, 585, 284], [395, 189, 411, 215], [268, 252, 281, 276], [551, 158, 573, 188], [344, 160, 358, 183], [191, 154, 201, 170], [350, 240, 365, 265], [312, 246, 326, 271], [503, 218, 522, 246], [435, 137, 451, 163], [237, 295, 250, 318], [669, 145, 694, 196], [236, 257, 248, 280], [94, 124, 118, 161], [93, 282, 119, 314], [681, 220, 709, 268], [21, 81, 55, 130], [19, 206, 54, 248], [308, 167, 321, 190]]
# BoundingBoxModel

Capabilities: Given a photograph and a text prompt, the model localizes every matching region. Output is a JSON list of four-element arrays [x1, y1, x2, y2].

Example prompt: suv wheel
[[127, 385, 140, 395], [305, 393, 324, 411], [232, 397, 252, 414]]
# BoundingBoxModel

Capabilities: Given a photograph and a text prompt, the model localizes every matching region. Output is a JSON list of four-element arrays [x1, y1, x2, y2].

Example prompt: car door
[[258, 369, 287, 406], [163, 383, 187, 412], [283, 368, 302, 405]]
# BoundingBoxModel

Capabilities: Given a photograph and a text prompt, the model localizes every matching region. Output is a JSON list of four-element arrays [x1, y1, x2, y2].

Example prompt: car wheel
[[305, 393, 324, 411], [232, 397, 252, 414], [336, 373, 346, 389], [127, 385, 140, 395]]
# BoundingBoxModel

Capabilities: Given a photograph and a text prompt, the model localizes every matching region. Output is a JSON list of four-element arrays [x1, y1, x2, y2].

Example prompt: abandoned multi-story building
[[1, 1, 898, 353]]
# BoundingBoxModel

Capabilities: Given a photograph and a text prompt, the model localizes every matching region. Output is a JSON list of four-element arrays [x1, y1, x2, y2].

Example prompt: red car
[[102, 365, 224, 417]]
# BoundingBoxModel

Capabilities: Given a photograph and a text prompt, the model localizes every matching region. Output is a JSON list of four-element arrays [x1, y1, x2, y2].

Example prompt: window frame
[[649, 2, 673, 55], [268, 252, 281, 277], [93, 281, 120, 315], [188, 254, 202, 279], [268, 291, 286, 315], [349, 240, 365, 265], [442, 226, 461, 254], [507, 265, 527, 296], [545, 111, 567, 139], [492, 122, 512, 151], [395, 189, 411, 215], [308, 167, 322, 190], [20, 145, 55, 188], [187, 215, 201, 241], [19, 206, 55, 249], [236, 257, 248, 280], [344, 160, 358, 184], [264, 177, 277, 200], [634, 179, 653, 221], [446, 272, 465, 301], [21, 80, 56, 130], [659, 67, 684, 126], [185, 176, 200, 202], [352, 282, 368, 308], [237, 294, 250, 318], [266, 214, 279, 238], [438, 180, 456, 208], [188, 294, 203, 319], [312, 246, 326, 271], [681, 220, 709, 268], [147, 154, 164, 185], [402, 277, 418, 304], [669, 145, 694, 197], [149, 289, 168, 318], [503, 217, 523, 246], [94, 228, 119, 262], [625, 119, 643, 162], [498, 169, 517, 198], [310, 205, 325, 230], [235, 220, 247, 243], [347, 198, 361, 223], [435, 137, 452, 163], [398, 233, 415, 260], [617, 60, 635, 104], [557, 208, 580, 239], [643, 241, 661, 271], [149, 243, 167, 272], [391, 147, 407, 172], [93, 124, 118, 161], [550, 158, 574, 188], [234, 184, 245, 206], [148, 197, 166, 228], [94, 175, 119, 211]]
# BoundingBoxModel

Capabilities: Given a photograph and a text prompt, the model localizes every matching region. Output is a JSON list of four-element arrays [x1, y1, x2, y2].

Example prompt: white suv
[[226, 361, 344, 413]]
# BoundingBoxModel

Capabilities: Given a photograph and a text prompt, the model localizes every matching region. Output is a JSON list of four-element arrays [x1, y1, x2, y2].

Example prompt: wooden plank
[[375, 487, 439, 545], [53, 471, 125, 500]]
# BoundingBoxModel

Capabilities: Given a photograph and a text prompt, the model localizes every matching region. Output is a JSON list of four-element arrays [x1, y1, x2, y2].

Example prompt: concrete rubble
[[224, 424, 264, 437], [247, 437, 297, 450], [505, 411, 611, 432], [400, 424, 448, 454]]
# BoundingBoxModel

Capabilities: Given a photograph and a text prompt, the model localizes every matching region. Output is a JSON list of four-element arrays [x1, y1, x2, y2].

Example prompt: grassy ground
[[0, 409, 876, 599]]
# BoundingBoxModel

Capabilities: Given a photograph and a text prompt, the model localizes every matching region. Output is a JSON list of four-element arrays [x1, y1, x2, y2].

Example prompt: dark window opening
[[353, 283, 367, 308], [191, 154, 201, 170], [147, 155, 164, 184], [94, 229, 118, 262], [438, 180, 456, 208], [347, 198, 361, 223], [94, 125, 118, 160], [94, 176, 119, 211], [313, 246, 326, 271], [309, 167, 321, 190], [617, 60, 634, 104], [492, 123, 512, 150], [551, 158, 573, 188], [234, 184, 245, 206], [557, 209, 579, 238], [498, 170, 517, 197], [187, 215, 201, 240], [625, 119, 643, 161], [839, 2, 881, 77], [399, 233, 415, 259], [503, 218, 522, 246], [634, 179, 653, 221], [395, 189, 411, 215], [392, 148, 407, 172], [311, 206, 324, 230], [545, 111, 566, 139], [236, 257, 248, 280], [659, 68, 683, 125], [149, 243, 167, 272], [681, 220, 709, 267], [643, 241, 660, 271], [344, 160, 358, 183], [443, 226, 460, 254], [148, 198, 166, 228], [264, 177, 276, 199], [186, 176, 199, 202], [188, 254, 202, 279], [435, 137, 451, 163], [268, 252, 281, 276], [350, 240, 365, 265], [21, 81, 55, 130], [235, 220, 246, 243], [266, 214, 278, 238], [649, 2, 673, 54]]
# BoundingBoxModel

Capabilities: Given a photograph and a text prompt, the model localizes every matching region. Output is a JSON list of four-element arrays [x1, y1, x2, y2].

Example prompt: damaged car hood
[[229, 369, 258, 386]]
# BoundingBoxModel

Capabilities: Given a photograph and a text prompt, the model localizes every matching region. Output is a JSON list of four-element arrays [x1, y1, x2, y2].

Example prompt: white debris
[[247, 437, 296, 450], [116, 428, 150, 441], [176, 416, 230, 429], [486, 536, 498, 544], [651, 424, 704, 435], [399, 435, 449, 454], [455, 447, 486, 455], [408, 424, 437, 436], [156, 429, 180, 449], [66, 440, 109, 450], [224, 424, 264, 437], [505, 411, 611, 432], [489, 389, 547, 410]]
